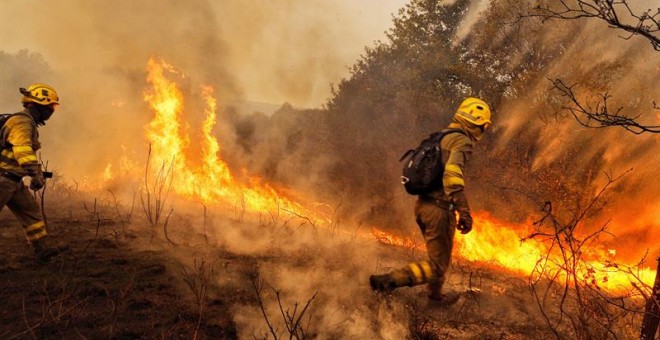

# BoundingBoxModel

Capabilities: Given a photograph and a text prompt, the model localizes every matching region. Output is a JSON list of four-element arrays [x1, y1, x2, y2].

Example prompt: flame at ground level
[[101, 58, 654, 297], [372, 212, 656, 294], [142, 58, 329, 225]]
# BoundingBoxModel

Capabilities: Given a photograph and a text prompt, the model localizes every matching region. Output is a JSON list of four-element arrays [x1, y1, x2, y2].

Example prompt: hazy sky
[[0, 0, 408, 108]]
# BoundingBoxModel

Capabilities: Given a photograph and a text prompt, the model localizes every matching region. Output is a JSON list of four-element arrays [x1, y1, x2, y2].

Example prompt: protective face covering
[[30, 104, 56, 126]]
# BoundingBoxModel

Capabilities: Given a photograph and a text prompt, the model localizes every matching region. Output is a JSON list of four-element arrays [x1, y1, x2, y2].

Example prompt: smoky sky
[[0, 0, 406, 108], [0, 0, 658, 261], [0, 0, 406, 180]]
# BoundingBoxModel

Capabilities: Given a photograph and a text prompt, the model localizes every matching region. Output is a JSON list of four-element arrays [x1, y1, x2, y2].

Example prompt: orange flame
[[143, 58, 327, 221], [141, 58, 653, 294], [372, 212, 656, 294]]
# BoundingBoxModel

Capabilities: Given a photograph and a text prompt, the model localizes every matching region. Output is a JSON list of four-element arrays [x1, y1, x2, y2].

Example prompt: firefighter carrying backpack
[[0, 114, 15, 148], [399, 128, 464, 195], [0, 114, 13, 129]]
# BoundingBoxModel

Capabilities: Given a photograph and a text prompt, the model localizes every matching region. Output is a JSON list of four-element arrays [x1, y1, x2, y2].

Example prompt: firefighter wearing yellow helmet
[[370, 97, 492, 305], [0, 84, 60, 263]]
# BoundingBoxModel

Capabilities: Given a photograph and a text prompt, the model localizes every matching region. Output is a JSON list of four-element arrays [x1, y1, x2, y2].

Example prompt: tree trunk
[[641, 257, 660, 339]]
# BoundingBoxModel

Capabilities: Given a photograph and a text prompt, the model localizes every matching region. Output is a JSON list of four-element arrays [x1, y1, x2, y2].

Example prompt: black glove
[[452, 191, 473, 234], [457, 211, 473, 234], [25, 164, 45, 191]]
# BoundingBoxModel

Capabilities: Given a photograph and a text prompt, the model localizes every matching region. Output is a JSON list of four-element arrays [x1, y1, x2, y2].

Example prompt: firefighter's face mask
[[34, 103, 57, 125], [40, 103, 57, 120]]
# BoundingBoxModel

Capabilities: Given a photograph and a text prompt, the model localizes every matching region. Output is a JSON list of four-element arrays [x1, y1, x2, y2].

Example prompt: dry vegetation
[[1, 177, 656, 339], [1, 0, 659, 338]]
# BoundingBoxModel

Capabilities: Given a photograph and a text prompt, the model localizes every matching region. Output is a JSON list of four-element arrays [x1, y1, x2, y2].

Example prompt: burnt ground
[[0, 205, 240, 339], [0, 193, 651, 339]]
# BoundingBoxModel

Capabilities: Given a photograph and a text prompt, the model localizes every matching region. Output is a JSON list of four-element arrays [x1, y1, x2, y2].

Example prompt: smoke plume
[[0, 0, 405, 181], [1, 0, 659, 335]]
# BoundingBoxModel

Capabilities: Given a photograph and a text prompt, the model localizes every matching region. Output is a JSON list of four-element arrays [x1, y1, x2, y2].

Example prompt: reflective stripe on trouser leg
[[407, 261, 434, 285], [24, 221, 47, 241], [5, 182, 47, 243], [388, 260, 436, 287], [415, 198, 456, 295]]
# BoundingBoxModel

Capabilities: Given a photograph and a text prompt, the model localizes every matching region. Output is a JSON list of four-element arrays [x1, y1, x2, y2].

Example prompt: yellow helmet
[[20, 83, 59, 105], [454, 97, 491, 127]]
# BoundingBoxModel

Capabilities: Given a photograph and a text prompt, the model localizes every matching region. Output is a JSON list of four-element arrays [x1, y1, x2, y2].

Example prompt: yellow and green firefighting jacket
[[0, 111, 41, 176], [423, 124, 473, 200], [440, 126, 472, 197]]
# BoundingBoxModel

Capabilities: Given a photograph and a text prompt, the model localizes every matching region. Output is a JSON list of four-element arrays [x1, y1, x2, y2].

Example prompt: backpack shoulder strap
[[0, 113, 16, 128], [399, 129, 466, 162], [0, 113, 21, 148], [433, 128, 465, 145], [439, 128, 465, 137], [0, 112, 31, 123]]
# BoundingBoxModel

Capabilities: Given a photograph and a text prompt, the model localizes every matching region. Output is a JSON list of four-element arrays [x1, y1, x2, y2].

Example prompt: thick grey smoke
[[2, 0, 659, 336], [0, 1, 413, 336], [0, 0, 405, 182], [0, 0, 236, 182], [230, 0, 660, 262], [488, 17, 660, 261], [208, 215, 412, 338], [209, 0, 407, 107]]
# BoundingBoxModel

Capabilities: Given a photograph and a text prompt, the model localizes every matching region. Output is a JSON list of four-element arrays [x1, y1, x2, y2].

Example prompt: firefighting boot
[[32, 238, 60, 264], [369, 274, 398, 293]]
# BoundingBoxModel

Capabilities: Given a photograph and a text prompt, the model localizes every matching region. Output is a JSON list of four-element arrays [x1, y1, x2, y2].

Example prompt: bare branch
[[181, 258, 213, 340], [524, 0, 660, 50], [509, 170, 651, 338], [250, 274, 279, 339], [551, 79, 660, 134]]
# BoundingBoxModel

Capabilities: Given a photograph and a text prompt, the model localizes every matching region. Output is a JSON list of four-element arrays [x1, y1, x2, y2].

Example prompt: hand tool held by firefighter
[[35, 163, 53, 179], [26, 164, 52, 191], [29, 172, 45, 191], [31, 170, 53, 191]]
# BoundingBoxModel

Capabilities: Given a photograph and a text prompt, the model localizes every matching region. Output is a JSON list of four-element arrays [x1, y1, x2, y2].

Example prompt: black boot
[[369, 274, 398, 293], [32, 238, 59, 264]]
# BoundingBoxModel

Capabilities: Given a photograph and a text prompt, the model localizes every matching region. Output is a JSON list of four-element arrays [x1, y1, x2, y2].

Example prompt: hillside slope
[[1, 192, 646, 339]]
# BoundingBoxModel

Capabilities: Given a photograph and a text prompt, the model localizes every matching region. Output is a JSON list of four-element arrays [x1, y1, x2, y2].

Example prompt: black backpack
[[0, 113, 30, 149], [0, 114, 14, 148], [399, 128, 464, 195], [0, 113, 13, 128]]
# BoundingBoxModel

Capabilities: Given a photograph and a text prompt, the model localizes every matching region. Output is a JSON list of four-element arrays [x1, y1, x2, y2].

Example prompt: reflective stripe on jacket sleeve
[[5, 115, 39, 167], [441, 132, 473, 196]]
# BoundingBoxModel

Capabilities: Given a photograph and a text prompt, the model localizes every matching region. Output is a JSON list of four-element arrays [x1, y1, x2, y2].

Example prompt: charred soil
[[0, 207, 237, 339], [0, 195, 650, 339]]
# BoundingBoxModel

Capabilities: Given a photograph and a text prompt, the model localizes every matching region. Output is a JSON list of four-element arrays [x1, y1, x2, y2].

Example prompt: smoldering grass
[[247, 267, 318, 340]]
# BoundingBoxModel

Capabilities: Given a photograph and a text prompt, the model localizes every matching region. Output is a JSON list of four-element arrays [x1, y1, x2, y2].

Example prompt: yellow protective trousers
[[389, 198, 456, 296], [0, 176, 47, 243]]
